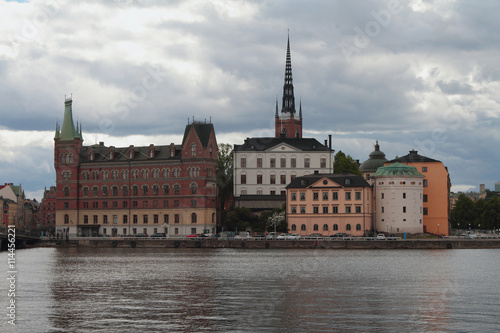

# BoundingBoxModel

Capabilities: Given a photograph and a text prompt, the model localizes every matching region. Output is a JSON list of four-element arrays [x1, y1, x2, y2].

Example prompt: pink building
[[286, 173, 373, 236]]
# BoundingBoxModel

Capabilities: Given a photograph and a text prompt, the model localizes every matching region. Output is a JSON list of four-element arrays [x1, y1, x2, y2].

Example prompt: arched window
[[174, 184, 180, 195], [291, 224, 296, 231], [346, 224, 351, 231], [323, 224, 328, 231], [356, 224, 362, 231], [163, 185, 169, 195], [64, 214, 69, 224], [191, 213, 197, 223], [132, 186, 138, 196], [301, 224, 306, 231], [190, 183, 197, 194], [69, 154, 73, 163], [191, 143, 196, 156], [61, 154, 65, 163], [333, 224, 338, 231], [62, 172, 66, 180], [67, 172, 71, 180], [122, 186, 128, 196], [112, 186, 118, 196], [209, 144, 213, 157], [143, 185, 148, 195], [313, 224, 319, 231], [153, 185, 159, 195], [64, 186, 69, 197]]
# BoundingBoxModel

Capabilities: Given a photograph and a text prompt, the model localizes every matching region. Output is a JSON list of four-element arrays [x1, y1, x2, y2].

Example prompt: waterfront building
[[495, 181, 500, 192], [0, 183, 24, 228], [372, 163, 424, 234], [40, 186, 57, 232], [359, 141, 388, 181], [233, 35, 333, 211], [386, 150, 450, 236], [54, 97, 218, 237], [286, 172, 373, 236]]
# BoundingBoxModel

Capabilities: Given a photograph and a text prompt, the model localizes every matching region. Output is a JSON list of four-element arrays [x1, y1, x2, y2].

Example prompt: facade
[[372, 163, 424, 234], [54, 97, 218, 237], [286, 173, 373, 236], [40, 186, 57, 232], [0, 183, 24, 228], [359, 141, 388, 180], [233, 35, 333, 211], [387, 150, 451, 236]]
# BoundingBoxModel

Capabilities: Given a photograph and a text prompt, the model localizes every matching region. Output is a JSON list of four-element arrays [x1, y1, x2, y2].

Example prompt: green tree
[[217, 143, 233, 229], [450, 194, 476, 229], [480, 197, 500, 230], [225, 207, 259, 232], [333, 150, 362, 176]]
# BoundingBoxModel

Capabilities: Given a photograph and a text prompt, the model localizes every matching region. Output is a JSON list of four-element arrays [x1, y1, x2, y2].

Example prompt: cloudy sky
[[1, 0, 499, 201]]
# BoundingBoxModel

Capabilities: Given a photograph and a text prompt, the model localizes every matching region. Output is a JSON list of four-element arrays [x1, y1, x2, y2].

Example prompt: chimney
[[329, 135, 332, 150]]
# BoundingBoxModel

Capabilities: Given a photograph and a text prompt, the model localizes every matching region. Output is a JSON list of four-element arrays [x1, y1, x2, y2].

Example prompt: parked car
[[376, 234, 386, 240], [329, 232, 349, 238], [134, 233, 148, 237], [151, 233, 166, 238], [197, 233, 212, 238], [276, 233, 288, 240], [266, 232, 278, 240], [187, 234, 200, 238], [387, 234, 397, 240], [286, 233, 301, 240], [305, 233, 323, 239], [254, 233, 265, 240]]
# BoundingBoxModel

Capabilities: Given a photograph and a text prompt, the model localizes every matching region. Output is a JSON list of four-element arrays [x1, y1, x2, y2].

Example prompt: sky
[[1, 0, 499, 201]]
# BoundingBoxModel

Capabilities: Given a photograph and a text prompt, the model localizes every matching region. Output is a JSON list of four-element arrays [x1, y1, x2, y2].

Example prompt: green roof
[[59, 98, 79, 141], [372, 162, 424, 177]]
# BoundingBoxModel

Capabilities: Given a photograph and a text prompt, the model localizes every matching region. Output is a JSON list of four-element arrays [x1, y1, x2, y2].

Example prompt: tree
[[450, 194, 476, 229], [333, 150, 362, 176], [480, 197, 500, 230], [225, 207, 259, 232], [217, 143, 233, 230]]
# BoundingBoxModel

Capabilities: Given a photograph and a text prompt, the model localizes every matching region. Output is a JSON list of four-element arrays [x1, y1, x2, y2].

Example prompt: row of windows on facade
[[63, 167, 211, 181], [63, 211, 215, 225], [377, 180, 427, 186], [379, 193, 428, 200], [240, 189, 286, 195], [63, 198, 215, 209], [290, 191, 364, 201], [63, 183, 212, 197], [240, 174, 297, 185], [379, 206, 428, 215], [290, 223, 364, 232], [290, 205, 364, 214], [240, 157, 327, 169], [101, 227, 205, 236]]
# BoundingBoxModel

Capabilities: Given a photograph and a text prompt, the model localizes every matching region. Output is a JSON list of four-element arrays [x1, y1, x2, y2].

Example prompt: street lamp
[[437, 224, 440, 238], [386, 223, 388, 234]]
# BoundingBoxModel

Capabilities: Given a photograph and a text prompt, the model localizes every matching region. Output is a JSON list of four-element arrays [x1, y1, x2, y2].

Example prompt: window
[[355, 192, 361, 200], [164, 215, 169, 224], [143, 215, 148, 224], [345, 206, 351, 213], [291, 224, 296, 231], [291, 175, 296, 182], [313, 224, 318, 231], [93, 215, 98, 224], [345, 178, 351, 185], [133, 201, 137, 208], [346, 224, 351, 231], [163, 185, 169, 195], [257, 158, 263, 168], [320, 158, 326, 168], [64, 202, 69, 209], [64, 187, 69, 197], [423, 207, 428, 215], [174, 184, 180, 195], [333, 224, 338, 231], [332, 206, 338, 214], [304, 158, 310, 168], [291, 193, 297, 201], [113, 215, 117, 224], [423, 179, 428, 187], [300, 207, 306, 214], [356, 224, 361, 231], [191, 213, 197, 223], [403, 193, 406, 199], [103, 215, 108, 224], [280, 158, 286, 168], [345, 192, 351, 200], [93, 187, 99, 197], [313, 193, 319, 201], [323, 192, 328, 200], [143, 185, 148, 195], [84, 215, 88, 224], [403, 206, 406, 213], [112, 186, 118, 196], [257, 174, 263, 184], [83, 187, 89, 196], [123, 215, 128, 224], [64, 214, 69, 224], [270, 174, 276, 184], [103, 202, 108, 208], [355, 206, 361, 213], [241, 158, 246, 168], [423, 194, 428, 202], [291, 158, 296, 168], [323, 206, 328, 214], [191, 200, 197, 207], [175, 214, 180, 223], [123, 186, 128, 196], [422, 166, 427, 172], [323, 224, 328, 231], [191, 183, 197, 194], [191, 143, 196, 156], [300, 193, 305, 201], [280, 175, 286, 184], [291, 207, 297, 214], [241, 174, 246, 184], [313, 207, 319, 214], [133, 215, 138, 224], [301, 224, 306, 231], [132, 186, 138, 196], [123, 201, 128, 208], [153, 185, 159, 195], [332, 192, 338, 200], [143, 201, 148, 208], [270, 190, 276, 195]]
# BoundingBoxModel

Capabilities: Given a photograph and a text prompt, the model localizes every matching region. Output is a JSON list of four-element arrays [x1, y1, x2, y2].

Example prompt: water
[[1, 247, 499, 332]]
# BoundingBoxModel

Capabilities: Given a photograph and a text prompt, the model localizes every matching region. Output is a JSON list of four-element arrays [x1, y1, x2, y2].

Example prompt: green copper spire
[[54, 122, 60, 139], [59, 96, 78, 141]]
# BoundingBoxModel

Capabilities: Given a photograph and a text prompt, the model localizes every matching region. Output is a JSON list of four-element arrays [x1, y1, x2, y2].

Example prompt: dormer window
[[170, 149, 174, 157], [129, 151, 133, 159], [109, 151, 113, 160], [345, 178, 351, 185], [89, 152, 94, 161], [149, 150, 154, 158]]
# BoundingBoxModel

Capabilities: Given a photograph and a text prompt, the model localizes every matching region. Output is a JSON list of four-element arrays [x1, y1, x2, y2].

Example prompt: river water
[[1, 247, 499, 332]]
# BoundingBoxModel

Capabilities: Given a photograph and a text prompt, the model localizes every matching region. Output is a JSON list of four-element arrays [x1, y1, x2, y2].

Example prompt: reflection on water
[[1, 248, 499, 332]]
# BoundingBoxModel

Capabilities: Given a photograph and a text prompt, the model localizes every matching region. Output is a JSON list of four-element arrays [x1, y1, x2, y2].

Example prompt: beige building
[[372, 163, 424, 235], [286, 172, 373, 236]]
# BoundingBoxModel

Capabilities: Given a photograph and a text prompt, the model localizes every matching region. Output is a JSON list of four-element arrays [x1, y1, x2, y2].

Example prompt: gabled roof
[[182, 122, 215, 149], [81, 144, 181, 163], [388, 150, 441, 163], [286, 173, 371, 189], [234, 137, 331, 152]]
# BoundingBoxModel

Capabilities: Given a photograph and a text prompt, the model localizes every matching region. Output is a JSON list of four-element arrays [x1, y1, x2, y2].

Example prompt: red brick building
[[40, 186, 56, 232], [54, 97, 218, 237]]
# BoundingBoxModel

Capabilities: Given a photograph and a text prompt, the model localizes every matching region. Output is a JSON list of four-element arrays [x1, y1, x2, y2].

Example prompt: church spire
[[59, 95, 79, 141], [281, 32, 296, 115]]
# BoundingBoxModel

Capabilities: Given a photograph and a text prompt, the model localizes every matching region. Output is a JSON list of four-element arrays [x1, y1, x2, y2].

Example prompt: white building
[[372, 163, 424, 235]]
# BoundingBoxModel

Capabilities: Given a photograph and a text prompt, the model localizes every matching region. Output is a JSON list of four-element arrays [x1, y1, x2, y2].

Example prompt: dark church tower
[[275, 34, 303, 138]]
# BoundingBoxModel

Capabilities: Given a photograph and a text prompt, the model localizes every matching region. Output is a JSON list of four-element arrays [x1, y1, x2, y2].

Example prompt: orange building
[[387, 150, 450, 236]]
